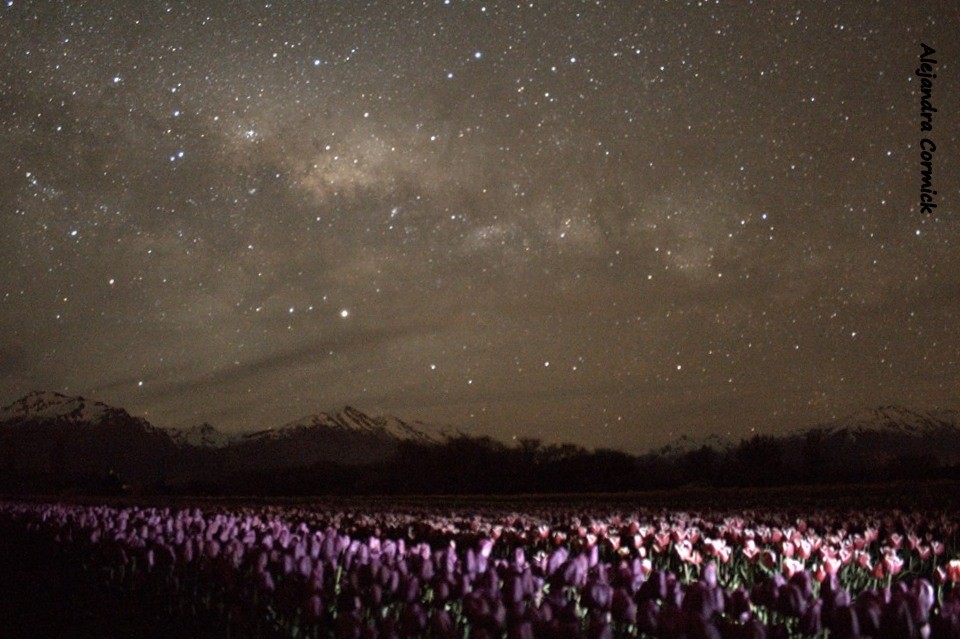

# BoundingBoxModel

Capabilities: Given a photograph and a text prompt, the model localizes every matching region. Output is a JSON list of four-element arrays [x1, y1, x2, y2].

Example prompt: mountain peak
[[1, 390, 128, 424], [824, 405, 956, 436], [168, 422, 235, 448], [243, 405, 443, 444]]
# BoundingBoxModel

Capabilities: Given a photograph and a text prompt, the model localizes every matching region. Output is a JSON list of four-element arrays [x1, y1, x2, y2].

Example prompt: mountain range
[[0, 390, 458, 490], [164, 404, 455, 449], [1, 390, 958, 491], [652, 405, 960, 464]]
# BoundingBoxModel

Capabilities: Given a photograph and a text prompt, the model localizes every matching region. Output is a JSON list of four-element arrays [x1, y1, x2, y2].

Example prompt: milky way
[[1, 1, 958, 452]]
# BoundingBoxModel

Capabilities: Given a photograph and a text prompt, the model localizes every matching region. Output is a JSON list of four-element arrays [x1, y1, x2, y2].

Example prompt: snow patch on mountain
[[241, 406, 445, 444], [1, 392, 457, 453], [168, 423, 236, 448], [0, 390, 127, 424], [811, 405, 960, 438]]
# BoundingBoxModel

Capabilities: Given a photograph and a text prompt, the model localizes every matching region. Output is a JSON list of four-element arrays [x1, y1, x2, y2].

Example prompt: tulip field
[[3, 493, 960, 638]]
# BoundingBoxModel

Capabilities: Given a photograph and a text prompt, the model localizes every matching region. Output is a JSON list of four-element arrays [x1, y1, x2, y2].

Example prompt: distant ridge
[[652, 404, 960, 460], [167, 422, 235, 448], [2, 391, 959, 492], [2, 390, 140, 425], [0, 391, 457, 485], [810, 405, 960, 438], [653, 432, 735, 457], [0, 390, 177, 482], [243, 405, 447, 445]]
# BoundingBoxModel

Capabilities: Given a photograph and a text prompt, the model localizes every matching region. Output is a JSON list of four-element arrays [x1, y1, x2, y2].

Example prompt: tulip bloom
[[783, 558, 804, 578], [946, 559, 960, 582], [881, 551, 904, 577]]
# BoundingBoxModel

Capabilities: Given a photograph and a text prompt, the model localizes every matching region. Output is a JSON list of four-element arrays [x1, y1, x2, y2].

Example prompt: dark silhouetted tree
[[735, 435, 784, 485], [801, 430, 827, 482]]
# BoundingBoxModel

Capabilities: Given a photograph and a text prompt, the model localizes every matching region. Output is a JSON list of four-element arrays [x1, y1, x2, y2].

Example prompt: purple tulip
[[686, 615, 722, 639], [776, 583, 808, 618], [583, 580, 613, 611], [727, 587, 752, 622], [463, 591, 491, 623], [398, 602, 428, 635], [586, 617, 613, 639], [683, 582, 716, 620], [856, 591, 883, 635], [740, 618, 768, 639], [637, 599, 660, 634], [304, 593, 324, 621], [830, 605, 861, 639], [504, 574, 525, 604], [547, 547, 569, 576], [400, 574, 420, 604], [611, 587, 637, 624], [507, 620, 535, 639], [431, 609, 457, 639], [880, 596, 920, 639], [915, 579, 935, 621], [257, 569, 275, 593], [701, 561, 718, 589], [658, 602, 684, 637], [799, 599, 823, 635], [751, 573, 785, 609], [638, 570, 668, 602], [335, 611, 362, 639]]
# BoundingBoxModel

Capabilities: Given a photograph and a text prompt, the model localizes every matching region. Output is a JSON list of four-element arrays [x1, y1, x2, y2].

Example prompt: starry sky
[[1, 1, 958, 453]]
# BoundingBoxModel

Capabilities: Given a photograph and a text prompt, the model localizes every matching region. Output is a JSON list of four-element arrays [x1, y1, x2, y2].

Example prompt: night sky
[[1, 1, 958, 453]]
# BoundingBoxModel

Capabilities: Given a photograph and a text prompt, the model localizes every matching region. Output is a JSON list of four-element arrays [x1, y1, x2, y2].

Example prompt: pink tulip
[[881, 552, 903, 576], [653, 531, 671, 552], [823, 555, 842, 576], [674, 540, 693, 563], [783, 558, 804, 578], [813, 564, 827, 583], [946, 559, 960, 582], [839, 547, 854, 566]]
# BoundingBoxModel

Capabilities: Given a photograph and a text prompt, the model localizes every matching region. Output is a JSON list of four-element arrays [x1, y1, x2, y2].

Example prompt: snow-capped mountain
[[0, 392, 458, 488], [227, 406, 458, 468], [651, 405, 960, 458], [168, 423, 237, 448], [0, 391, 179, 485], [772, 405, 960, 481], [6, 389, 956, 492], [813, 405, 960, 438], [243, 405, 446, 444], [1, 390, 136, 426], [1, 392, 450, 449]]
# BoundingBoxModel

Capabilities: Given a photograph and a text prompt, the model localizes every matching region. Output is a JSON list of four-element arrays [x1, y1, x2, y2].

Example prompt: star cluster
[[1, 1, 958, 451]]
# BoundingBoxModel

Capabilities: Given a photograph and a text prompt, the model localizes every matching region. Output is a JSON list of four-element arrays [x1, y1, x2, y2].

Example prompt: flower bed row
[[2, 500, 960, 638]]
